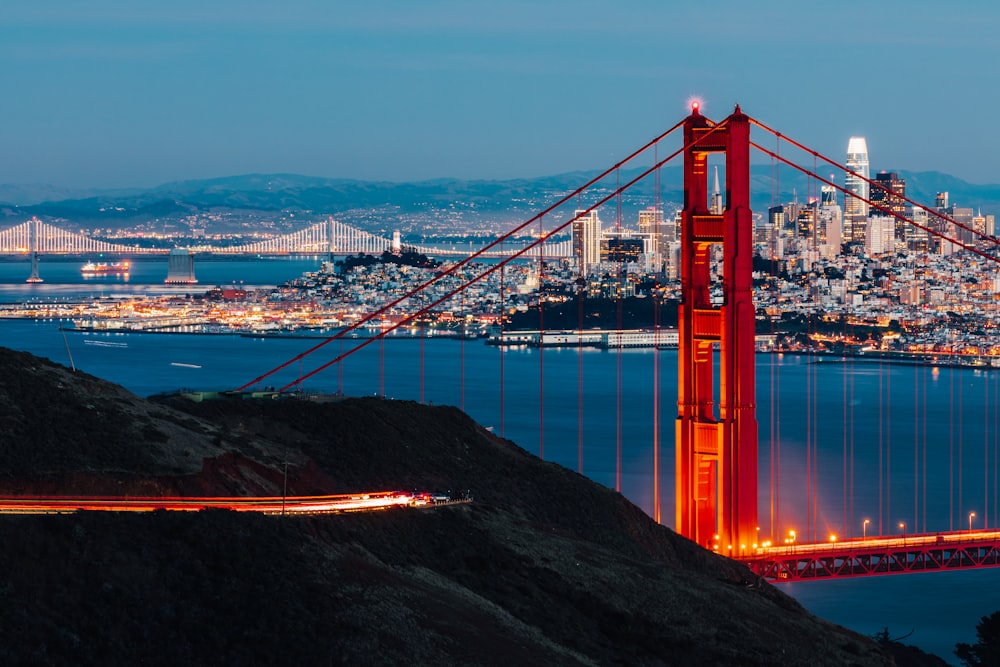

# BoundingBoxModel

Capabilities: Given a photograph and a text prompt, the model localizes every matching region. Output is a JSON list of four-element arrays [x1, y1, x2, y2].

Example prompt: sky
[[2, 0, 999, 189]]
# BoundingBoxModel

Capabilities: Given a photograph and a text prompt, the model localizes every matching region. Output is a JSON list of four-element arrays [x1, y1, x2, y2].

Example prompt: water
[[0, 256, 324, 302], [1, 258, 997, 663]]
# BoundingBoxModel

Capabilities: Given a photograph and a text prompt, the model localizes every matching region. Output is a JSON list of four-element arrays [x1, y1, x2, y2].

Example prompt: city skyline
[[3, 1, 1000, 189]]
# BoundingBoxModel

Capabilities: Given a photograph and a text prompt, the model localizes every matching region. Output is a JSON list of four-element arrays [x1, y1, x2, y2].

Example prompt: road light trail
[[0, 491, 465, 515]]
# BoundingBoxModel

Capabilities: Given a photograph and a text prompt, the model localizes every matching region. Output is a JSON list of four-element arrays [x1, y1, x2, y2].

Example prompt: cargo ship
[[81, 260, 130, 275]]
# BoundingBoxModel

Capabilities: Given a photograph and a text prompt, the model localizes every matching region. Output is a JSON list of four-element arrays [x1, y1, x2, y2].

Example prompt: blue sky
[[1, 0, 998, 188]]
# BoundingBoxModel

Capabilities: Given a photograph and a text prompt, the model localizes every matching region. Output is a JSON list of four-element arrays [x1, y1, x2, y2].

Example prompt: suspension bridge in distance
[[228, 102, 1000, 582], [0, 217, 572, 258]]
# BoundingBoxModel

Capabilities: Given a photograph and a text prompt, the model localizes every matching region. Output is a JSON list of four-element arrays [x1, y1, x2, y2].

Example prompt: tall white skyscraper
[[844, 136, 869, 244], [572, 210, 603, 275]]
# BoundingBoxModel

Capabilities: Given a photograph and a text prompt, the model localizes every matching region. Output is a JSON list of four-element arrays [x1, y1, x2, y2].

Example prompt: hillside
[[2, 167, 998, 229], [0, 346, 943, 665]]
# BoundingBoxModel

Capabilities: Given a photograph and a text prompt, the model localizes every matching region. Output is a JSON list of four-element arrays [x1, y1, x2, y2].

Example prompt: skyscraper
[[844, 137, 869, 244], [637, 206, 664, 255], [710, 166, 723, 215], [817, 184, 842, 258], [572, 210, 602, 276], [871, 171, 906, 247]]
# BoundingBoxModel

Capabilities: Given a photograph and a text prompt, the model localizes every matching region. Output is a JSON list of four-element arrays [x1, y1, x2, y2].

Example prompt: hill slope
[[4, 167, 999, 227], [0, 346, 918, 665]]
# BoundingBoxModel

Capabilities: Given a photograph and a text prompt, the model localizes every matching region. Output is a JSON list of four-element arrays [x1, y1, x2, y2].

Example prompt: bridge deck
[[742, 530, 1000, 581]]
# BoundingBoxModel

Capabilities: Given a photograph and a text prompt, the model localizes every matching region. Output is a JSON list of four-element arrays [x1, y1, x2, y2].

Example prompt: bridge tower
[[26, 218, 43, 283], [675, 104, 758, 555], [327, 216, 336, 260]]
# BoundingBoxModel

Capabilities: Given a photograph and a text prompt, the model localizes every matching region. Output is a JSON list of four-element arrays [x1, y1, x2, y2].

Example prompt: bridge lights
[[863, 518, 870, 539], [829, 534, 837, 543], [970, 511, 976, 532]]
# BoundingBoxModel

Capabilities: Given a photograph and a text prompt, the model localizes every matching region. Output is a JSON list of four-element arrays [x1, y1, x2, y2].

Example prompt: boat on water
[[81, 260, 130, 275]]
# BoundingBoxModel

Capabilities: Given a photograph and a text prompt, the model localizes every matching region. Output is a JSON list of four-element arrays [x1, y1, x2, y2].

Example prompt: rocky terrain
[[0, 346, 947, 665]]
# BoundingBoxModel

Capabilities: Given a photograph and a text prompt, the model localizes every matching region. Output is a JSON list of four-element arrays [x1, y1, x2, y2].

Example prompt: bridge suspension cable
[[235, 116, 694, 392], [0, 219, 156, 255], [747, 116, 1000, 260], [274, 116, 739, 394]]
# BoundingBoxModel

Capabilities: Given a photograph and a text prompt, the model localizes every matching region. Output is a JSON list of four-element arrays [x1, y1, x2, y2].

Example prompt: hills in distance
[[1, 167, 998, 230]]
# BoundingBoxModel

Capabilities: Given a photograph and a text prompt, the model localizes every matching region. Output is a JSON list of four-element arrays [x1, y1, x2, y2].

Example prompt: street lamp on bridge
[[969, 511, 976, 532], [899, 522, 906, 546], [863, 518, 870, 540]]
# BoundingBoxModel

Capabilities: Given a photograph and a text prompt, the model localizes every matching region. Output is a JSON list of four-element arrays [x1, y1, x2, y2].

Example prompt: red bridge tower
[[675, 105, 758, 555]]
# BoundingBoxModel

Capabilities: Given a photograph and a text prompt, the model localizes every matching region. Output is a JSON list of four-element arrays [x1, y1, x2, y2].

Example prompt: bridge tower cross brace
[[675, 105, 758, 555]]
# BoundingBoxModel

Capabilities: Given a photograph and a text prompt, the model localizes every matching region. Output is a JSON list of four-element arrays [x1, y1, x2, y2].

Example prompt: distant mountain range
[[2, 167, 999, 230]]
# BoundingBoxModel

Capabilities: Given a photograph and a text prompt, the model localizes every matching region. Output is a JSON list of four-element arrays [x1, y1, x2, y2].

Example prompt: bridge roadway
[[743, 529, 1000, 582], [0, 491, 462, 515]]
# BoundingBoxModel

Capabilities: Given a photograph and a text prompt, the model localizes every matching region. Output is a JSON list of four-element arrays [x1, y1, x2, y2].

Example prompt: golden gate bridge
[[0, 217, 573, 258], [227, 103, 1000, 582]]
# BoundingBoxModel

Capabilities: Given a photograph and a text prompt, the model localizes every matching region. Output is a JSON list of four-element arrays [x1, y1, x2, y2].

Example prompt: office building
[[844, 137, 870, 243], [871, 171, 906, 246], [865, 215, 895, 256], [817, 184, 842, 258], [572, 210, 602, 276], [637, 206, 665, 255]]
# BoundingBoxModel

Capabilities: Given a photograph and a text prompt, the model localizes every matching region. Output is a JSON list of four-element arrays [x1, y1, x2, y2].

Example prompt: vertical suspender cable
[[419, 320, 425, 404], [984, 365, 989, 528], [499, 247, 506, 438], [994, 363, 998, 528], [653, 288, 661, 523], [460, 288, 465, 412], [577, 198, 585, 475], [878, 348, 884, 534], [338, 339, 344, 396], [615, 170, 624, 493], [923, 364, 928, 532], [577, 294, 584, 471], [886, 348, 892, 531], [538, 215, 545, 460], [850, 296, 856, 534], [806, 321, 813, 540], [914, 363, 919, 531], [652, 144, 661, 522], [771, 132, 780, 539], [379, 319, 385, 397], [950, 369, 955, 531], [959, 371, 964, 526]]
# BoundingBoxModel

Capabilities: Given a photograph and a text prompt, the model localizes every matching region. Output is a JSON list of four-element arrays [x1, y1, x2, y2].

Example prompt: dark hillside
[[159, 394, 744, 582], [0, 347, 919, 665]]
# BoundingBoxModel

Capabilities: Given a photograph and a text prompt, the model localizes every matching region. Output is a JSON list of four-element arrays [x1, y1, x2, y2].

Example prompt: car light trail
[[0, 491, 463, 515]]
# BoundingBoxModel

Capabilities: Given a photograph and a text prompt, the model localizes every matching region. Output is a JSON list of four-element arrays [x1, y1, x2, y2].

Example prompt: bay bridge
[[0, 216, 573, 258], [226, 103, 1000, 582]]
